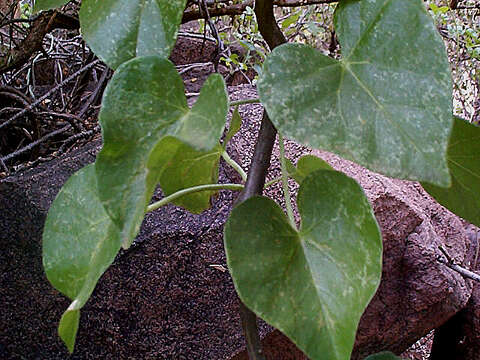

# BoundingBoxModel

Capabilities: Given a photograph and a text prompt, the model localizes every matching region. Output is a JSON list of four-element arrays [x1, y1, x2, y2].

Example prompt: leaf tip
[[58, 309, 80, 354]]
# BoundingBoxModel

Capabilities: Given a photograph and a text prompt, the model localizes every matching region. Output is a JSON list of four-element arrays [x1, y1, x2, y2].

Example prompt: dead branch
[[0, 59, 99, 130], [437, 245, 480, 283], [182, 0, 336, 23], [0, 1, 334, 74], [0, 10, 79, 73]]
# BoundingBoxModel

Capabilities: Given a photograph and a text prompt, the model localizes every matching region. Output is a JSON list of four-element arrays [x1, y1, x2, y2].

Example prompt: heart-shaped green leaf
[[95, 56, 228, 248], [422, 117, 480, 226], [43, 164, 122, 353], [258, 0, 452, 187], [34, 0, 69, 12], [224, 170, 382, 360], [79, 0, 186, 69], [364, 352, 404, 360], [287, 155, 333, 184]]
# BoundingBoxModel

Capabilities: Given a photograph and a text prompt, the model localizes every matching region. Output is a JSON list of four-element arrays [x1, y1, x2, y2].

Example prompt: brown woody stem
[[233, 1, 287, 359], [182, 0, 337, 23]]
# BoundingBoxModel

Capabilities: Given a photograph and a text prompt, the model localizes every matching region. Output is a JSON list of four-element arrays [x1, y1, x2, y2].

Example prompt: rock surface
[[0, 142, 101, 359], [1, 84, 477, 360], [0, 137, 250, 359]]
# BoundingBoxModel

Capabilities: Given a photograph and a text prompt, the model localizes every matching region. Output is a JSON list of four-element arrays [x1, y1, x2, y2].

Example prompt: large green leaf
[[43, 164, 122, 353], [224, 170, 382, 360], [34, 0, 69, 12], [79, 0, 186, 69], [258, 0, 452, 187], [96, 56, 228, 248], [422, 117, 480, 226]]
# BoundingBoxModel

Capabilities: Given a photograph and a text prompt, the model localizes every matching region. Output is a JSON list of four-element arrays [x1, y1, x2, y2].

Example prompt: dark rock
[[170, 30, 216, 66], [67, 197, 249, 360], [0, 85, 268, 359], [231, 331, 307, 360], [0, 137, 250, 359], [0, 141, 101, 359]]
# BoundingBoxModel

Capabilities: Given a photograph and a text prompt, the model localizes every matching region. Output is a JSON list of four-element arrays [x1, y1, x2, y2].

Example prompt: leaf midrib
[[336, 0, 432, 162], [298, 234, 342, 360], [341, 63, 424, 158], [343, 0, 393, 62]]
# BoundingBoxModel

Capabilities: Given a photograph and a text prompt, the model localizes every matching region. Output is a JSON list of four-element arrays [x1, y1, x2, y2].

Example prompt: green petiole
[[279, 134, 296, 229], [147, 183, 244, 213], [229, 98, 261, 107], [222, 151, 248, 182]]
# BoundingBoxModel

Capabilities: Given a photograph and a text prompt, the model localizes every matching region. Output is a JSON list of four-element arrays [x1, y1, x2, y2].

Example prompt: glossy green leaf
[[287, 155, 333, 184], [79, 0, 186, 69], [43, 164, 122, 352], [364, 352, 403, 360], [224, 106, 242, 146], [158, 140, 223, 213], [224, 170, 382, 360], [96, 56, 228, 248], [34, 0, 69, 12], [258, 0, 452, 187], [422, 117, 480, 226]]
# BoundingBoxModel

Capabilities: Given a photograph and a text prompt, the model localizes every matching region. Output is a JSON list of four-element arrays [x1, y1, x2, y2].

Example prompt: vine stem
[[235, 112, 276, 360], [146, 183, 243, 213], [222, 151, 248, 182], [229, 98, 261, 107], [233, 1, 288, 359], [279, 135, 296, 229]]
